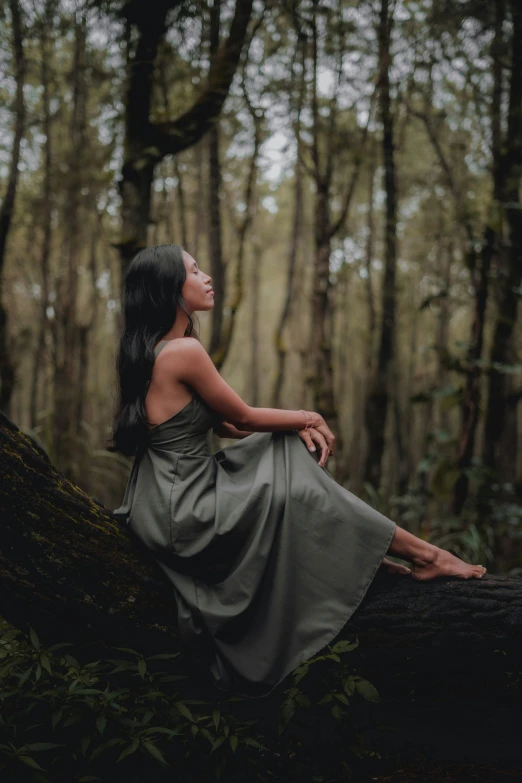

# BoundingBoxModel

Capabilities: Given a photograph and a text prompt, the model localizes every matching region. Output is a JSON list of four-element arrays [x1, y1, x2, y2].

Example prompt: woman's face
[[181, 251, 214, 312]]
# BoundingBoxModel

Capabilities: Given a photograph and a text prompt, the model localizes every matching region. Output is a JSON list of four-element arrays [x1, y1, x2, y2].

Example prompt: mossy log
[[1, 410, 522, 732]]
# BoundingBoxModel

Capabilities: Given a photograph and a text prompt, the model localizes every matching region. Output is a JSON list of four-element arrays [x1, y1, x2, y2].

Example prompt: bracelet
[[300, 409, 314, 430]]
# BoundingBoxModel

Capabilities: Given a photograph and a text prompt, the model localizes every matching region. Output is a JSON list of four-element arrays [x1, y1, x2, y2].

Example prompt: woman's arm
[[214, 420, 253, 439], [172, 338, 309, 432], [168, 338, 335, 453]]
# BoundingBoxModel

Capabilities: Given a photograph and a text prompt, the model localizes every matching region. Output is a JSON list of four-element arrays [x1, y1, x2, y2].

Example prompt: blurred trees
[[1, 0, 522, 574]]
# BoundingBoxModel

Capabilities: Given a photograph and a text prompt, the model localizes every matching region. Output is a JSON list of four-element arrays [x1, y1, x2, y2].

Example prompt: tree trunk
[[207, 0, 225, 357], [117, 0, 254, 281], [52, 15, 87, 479], [250, 238, 261, 406], [1, 410, 521, 747], [30, 1, 55, 431], [174, 158, 188, 248], [210, 71, 261, 371], [0, 0, 26, 417], [451, 2, 507, 514], [272, 39, 305, 408], [193, 145, 205, 258], [482, 0, 522, 484], [364, 0, 397, 490]]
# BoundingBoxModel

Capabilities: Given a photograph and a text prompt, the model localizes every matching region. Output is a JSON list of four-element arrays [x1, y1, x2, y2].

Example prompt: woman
[[111, 244, 486, 699]]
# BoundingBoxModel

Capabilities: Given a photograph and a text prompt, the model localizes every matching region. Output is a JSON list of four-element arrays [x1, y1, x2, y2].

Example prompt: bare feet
[[380, 557, 411, 576], [410, 543, 487, 581]]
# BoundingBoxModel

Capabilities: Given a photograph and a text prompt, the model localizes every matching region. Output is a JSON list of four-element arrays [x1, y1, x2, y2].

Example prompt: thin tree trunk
[[350, 157, 378, 494], [207, 0, 225, 357], [30, 3, 55, 431], [52, 15, 87, 478], [482, 0, 522, 484], [250, 238, 261, 406], [210, 52, 262, 371], [452, 0, 507, 513], [364, 0, 397, 490], [174, 158, 188, 248], [193, 145, 205, 257], [75, 232, 99, 426], [272, 39, 305, 408], [0, 0, 26, 416]]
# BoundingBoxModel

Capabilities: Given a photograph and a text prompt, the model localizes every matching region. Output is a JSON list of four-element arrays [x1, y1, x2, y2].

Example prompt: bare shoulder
[[158, 337, 206, 358], [157, 337, 211, 378]]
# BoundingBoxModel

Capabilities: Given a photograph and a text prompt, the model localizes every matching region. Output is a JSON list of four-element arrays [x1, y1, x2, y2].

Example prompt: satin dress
[[113, 340, 396, 698]]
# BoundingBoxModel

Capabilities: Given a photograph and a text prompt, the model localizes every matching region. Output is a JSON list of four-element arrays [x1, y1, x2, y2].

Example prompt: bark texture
[[363, 0, 397, 491], [482, 0, 522, 485], [0, 0, 26, 417]]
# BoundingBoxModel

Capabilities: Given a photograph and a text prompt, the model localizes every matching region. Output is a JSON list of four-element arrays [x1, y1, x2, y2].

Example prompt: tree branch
[[149, 0, 254, 156]]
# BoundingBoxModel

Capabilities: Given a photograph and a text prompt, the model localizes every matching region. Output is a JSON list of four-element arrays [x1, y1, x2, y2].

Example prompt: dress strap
[[154, 340, 170, 358]]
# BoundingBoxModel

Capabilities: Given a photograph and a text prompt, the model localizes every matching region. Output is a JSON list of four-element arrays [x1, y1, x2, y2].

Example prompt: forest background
[[1, 0, 522, 579]]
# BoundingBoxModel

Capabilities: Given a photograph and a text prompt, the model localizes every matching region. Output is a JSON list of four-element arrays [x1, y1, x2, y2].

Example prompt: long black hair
[[108, 244, 200, 457]]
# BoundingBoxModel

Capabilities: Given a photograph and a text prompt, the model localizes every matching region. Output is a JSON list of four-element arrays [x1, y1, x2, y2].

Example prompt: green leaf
[[190, 724, 199, 738], [40, 655, 52, 674], [213, 708, 220, 730], [19, 665, 33, 685], [72, 689, 103, 695], [330, 639, 359, 654], [296, 694, 311, 709], [292, 664, 309, 684], [143, 741, 168, 765], [47, 642, 74, 652], [343, 676, 355, 696], [29, 628, 40, 650], [21, 743, 64, 751], [116, 739, 139, 763], [325, 653, 340, 662], [35, 663, 42, 681], [229, 735, 238, 753], [113, 646, 141, 656], [81, 736, 92, 755], [146, 653, 180, 660], [199, 727, 214, 745], [354, 677, 380, 703], [334, 692, 350, 706], [211, 736, 226, 754], [317, 693, 334, 704], [96, 716, 107, 735], [244, 737, 267, 750], [175, 702, 193, 721], [277, 699, 296, 734], [137, 659, 147, 678], [331, 703, 344, 720], [18, 755, 44, 770], [51, 709, 62, 730]]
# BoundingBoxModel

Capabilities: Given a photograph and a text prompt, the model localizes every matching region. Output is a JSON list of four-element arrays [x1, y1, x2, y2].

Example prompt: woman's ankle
[[388, 527, 438, 564]]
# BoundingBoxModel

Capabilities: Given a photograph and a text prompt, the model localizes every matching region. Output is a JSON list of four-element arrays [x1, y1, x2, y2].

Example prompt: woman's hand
[[297, 426, 333, 468], [299, 411, 336, 462]]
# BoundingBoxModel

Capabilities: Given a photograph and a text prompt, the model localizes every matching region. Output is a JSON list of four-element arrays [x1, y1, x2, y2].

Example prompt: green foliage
[[0, 619, 381, 782]]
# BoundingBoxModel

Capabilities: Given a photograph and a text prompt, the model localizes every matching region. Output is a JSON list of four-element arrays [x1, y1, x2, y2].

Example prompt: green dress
[[113, 340, 396, 698]]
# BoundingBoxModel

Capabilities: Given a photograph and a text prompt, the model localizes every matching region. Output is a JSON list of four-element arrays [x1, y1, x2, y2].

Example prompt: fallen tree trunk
[[1, 410, 521, 730]]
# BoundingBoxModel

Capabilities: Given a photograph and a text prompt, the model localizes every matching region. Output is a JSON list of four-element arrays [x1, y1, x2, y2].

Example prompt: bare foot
[[380, 557, 411, 576], [411, 544, 487, 581]]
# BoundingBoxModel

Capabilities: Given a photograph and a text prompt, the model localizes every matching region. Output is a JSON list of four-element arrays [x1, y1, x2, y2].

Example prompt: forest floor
[[362, 761, 522, 782]]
